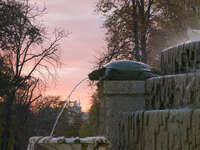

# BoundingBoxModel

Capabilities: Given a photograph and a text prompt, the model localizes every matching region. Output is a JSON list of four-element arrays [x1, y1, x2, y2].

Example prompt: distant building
[[67, 99, 82, 114], [66, 99, 83, 127]]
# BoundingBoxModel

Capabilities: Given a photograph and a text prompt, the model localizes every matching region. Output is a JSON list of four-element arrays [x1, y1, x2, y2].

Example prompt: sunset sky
[[34, 0, 106, 111]]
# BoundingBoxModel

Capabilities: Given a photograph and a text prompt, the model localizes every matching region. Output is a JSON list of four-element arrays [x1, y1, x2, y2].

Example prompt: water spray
[[50, 77, 88, 137]]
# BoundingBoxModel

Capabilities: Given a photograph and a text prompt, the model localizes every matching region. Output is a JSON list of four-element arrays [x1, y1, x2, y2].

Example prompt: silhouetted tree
[[0, 0, 65, 150], [34, 96, 84, 138], [79, 92, 100, 137]]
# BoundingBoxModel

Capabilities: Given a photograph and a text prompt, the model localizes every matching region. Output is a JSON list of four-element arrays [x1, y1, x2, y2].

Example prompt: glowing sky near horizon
[[34, 0, 106, 112]]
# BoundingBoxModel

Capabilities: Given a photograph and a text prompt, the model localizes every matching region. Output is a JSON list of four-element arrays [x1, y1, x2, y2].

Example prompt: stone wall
[[147, 41, 200, 110], [119, 108, 200, 150], [145, 72, 200, 110]]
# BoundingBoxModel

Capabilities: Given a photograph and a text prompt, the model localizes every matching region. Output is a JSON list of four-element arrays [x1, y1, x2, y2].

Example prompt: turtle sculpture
[[88, 60, 160, 81]]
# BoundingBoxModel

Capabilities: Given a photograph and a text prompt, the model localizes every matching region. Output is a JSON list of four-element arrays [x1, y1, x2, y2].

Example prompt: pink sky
[[33, 0, 106, 112]]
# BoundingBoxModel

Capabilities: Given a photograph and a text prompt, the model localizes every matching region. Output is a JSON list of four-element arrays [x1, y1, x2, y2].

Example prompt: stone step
[[145, 72, 200, 110], [161, 41, 200, 74], [118, 108, 200, 150]]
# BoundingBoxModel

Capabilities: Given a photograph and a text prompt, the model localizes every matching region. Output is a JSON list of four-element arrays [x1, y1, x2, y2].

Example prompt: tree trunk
[[141, 31, 147, 63], [132, 0, 140, 61], [137, 0, 152, 63], [139, 0, 147, 63], [1, 91, 15, 150]]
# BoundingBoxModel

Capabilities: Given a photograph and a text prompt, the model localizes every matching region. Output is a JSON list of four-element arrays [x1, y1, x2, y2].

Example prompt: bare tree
[[0, 0, 66, 150]]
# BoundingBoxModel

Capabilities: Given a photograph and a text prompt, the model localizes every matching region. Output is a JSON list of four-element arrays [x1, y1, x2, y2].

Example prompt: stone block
[[103, 81, 145, 95], [98, 80, 145, 150], [35, 144, 81, 150]]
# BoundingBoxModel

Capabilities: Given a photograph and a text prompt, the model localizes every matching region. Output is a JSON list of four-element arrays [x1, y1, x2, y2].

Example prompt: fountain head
[[88, 68, 106, 80], [88, 60, 159, 81]]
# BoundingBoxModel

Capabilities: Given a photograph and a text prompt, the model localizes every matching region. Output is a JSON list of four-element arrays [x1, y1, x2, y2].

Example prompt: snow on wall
[[27, 136, 111, 150]]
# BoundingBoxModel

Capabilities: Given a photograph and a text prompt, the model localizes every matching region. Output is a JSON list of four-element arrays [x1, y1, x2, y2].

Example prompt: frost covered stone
[[27, 136, 111, 150]]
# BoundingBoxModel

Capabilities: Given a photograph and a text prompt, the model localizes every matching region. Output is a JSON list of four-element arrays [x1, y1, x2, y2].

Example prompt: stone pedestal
[[98, 81, 145, 149]]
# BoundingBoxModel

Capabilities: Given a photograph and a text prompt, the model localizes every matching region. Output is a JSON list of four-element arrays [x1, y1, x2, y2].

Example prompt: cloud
[[44, 0, 96, 15]]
